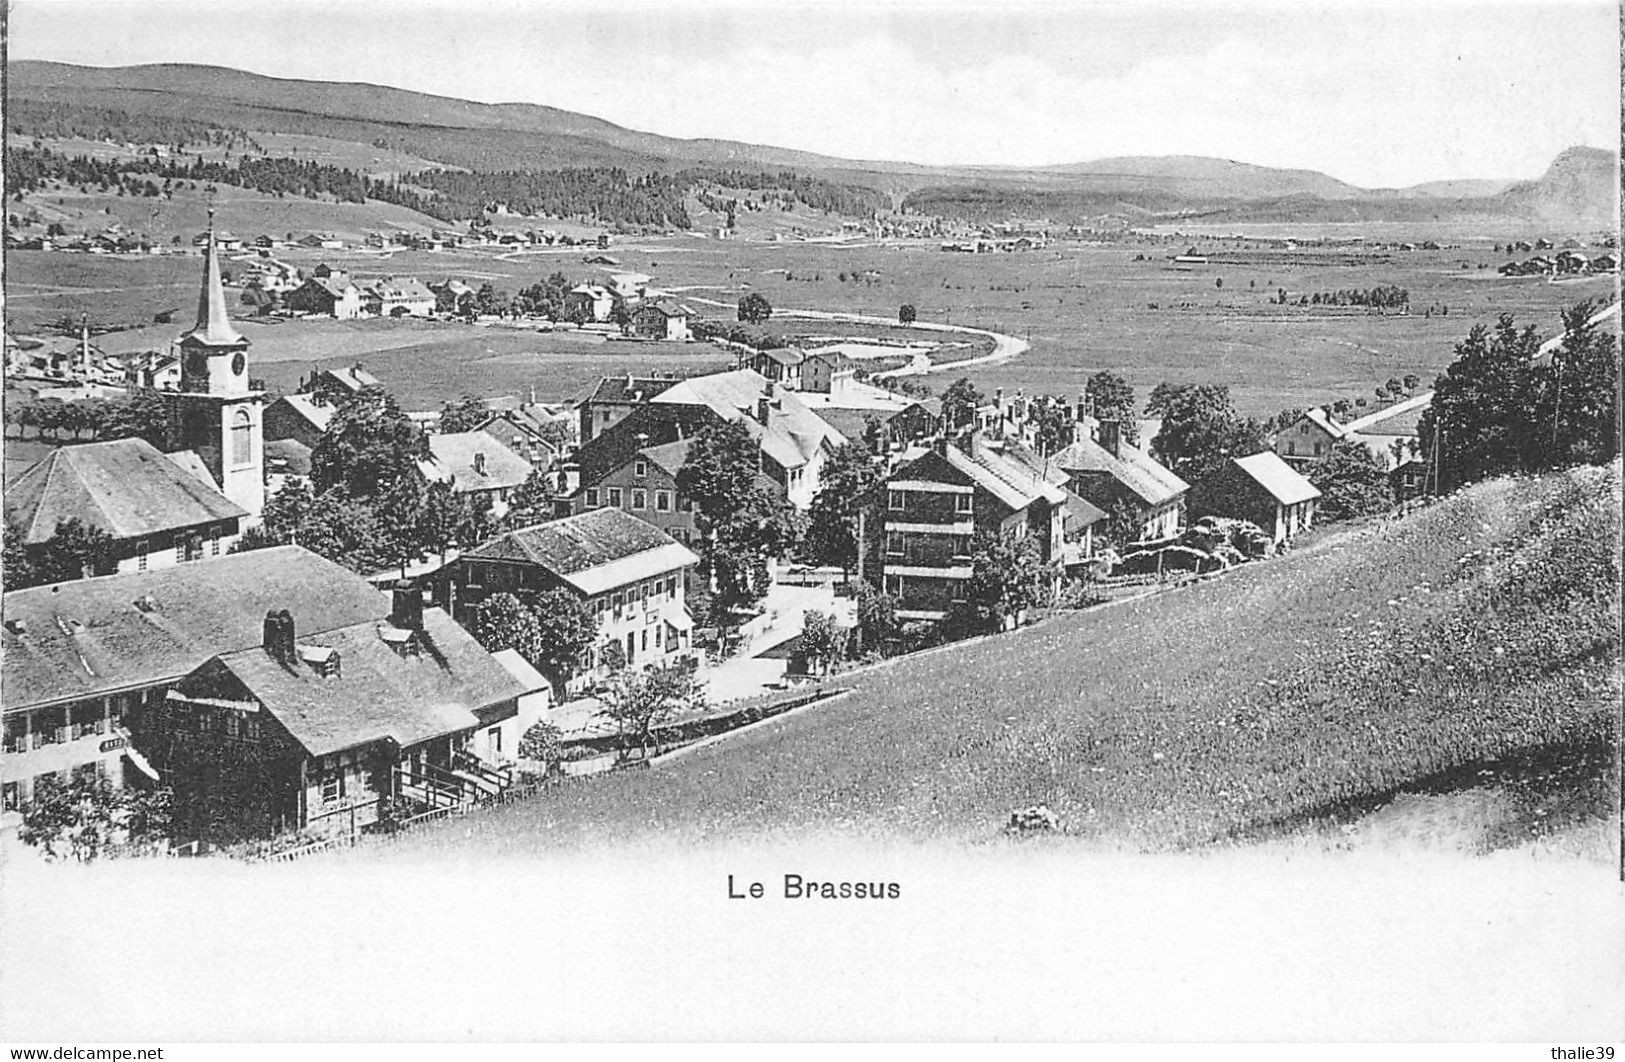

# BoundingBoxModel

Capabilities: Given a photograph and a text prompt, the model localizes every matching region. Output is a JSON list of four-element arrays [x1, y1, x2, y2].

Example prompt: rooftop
[[3, 545, 391, 712], [1051, 419, 1189, 508], [4, 438, 247, 546], [1231, 451, 1323, 506], [419, 430, 533, 494], [464, 508, 698, 597]]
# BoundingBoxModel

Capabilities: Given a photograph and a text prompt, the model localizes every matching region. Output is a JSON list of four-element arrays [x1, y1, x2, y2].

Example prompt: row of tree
[[4, 388, 169, 446]]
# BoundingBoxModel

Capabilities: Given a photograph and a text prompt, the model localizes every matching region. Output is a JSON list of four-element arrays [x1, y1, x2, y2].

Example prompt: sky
[[6, 0, 1619, 187]]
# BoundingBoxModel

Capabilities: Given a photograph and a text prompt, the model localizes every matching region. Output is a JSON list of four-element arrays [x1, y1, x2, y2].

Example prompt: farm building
[[1273, 408, 1347, 466], [630, 297, 695, 342], [1190, 451, 1321, 545], [286, 274, 365, 319], [565, 284, 617, 322], [0, 546, 391, 837], [363, 276, 435, 318], [156, 586, 536, 844]]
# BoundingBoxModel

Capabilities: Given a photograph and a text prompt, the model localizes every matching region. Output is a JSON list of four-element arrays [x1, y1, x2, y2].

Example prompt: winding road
[[678, 296, 1029, 377]]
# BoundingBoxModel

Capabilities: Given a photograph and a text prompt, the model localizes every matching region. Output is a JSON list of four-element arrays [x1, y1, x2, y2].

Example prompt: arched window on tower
[[231, 409, 253, 466]]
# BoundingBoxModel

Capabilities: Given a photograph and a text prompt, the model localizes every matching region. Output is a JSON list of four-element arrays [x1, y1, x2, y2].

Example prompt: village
[[5, 205, 1613, 864]]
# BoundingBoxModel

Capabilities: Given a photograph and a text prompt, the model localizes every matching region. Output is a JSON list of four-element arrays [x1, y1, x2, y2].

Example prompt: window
[[231, 408, 253, 466], [656, 490, 672, 512], [1313, 443, 1324, 456], [489, 725, 502, 755], [2, 782, 19, 812], [225, 713, 240, 739], [73, 762, 98, 784], [321, 768, 344, 805], [886, 532, 904, 556], [631, 489, 647, 510], [175, 538, 187, 563], [679, 495, 693, 512], [1286, 442, 1296, 456], [655, 625, 663, 647], [634, 460, 648, 478], [136, 540, 148, 571], [210, 527, 222, 556], [641, 629, 649, 652], [585, 488, 600, 508], [888, 490, 905, 511], [608, 487, 623, 507], [3, 716, 27, 754], [954, 493, 972, 514]]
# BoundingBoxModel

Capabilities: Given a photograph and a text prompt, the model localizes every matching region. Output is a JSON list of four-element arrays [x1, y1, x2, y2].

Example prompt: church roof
[[179, 225, 246, 349]]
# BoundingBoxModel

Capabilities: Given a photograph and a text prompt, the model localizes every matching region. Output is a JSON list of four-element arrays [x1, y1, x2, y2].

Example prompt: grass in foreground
[[369, 462, 1619, 856]]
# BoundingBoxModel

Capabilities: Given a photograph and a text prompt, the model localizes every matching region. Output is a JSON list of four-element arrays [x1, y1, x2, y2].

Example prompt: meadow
[[363, 461, 1619, 856], [7, 225, 1613, 418]]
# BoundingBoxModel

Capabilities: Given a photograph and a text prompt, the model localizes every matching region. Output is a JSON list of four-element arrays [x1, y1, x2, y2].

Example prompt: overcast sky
[[8, 0, 1618, 187]]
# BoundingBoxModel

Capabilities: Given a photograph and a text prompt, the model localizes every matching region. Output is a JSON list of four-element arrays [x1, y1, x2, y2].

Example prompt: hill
[[374, 462, 1619, 856], [1492, 146, 1618, 228]]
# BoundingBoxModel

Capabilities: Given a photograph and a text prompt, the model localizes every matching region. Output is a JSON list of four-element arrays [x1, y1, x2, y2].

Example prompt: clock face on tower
[[232, 352, 246, 376]]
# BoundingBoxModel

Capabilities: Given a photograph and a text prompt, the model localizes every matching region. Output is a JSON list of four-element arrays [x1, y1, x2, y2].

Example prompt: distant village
[[1, 217, 1615, 864]]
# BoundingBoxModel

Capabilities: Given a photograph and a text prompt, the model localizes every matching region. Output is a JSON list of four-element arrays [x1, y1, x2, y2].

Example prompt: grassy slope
[[376, 462, 1619, 857]]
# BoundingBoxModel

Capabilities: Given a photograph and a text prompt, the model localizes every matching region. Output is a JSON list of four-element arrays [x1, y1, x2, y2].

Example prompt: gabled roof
[[1062, 488, 1107, 532], [371, 276, 434, 302], [3, 546, 391, 712], [1231, 451, 1322, 506], [1300, 408, 1347, 439], [320, 365, 381, 392], [569, 283, 613, 298], [4, 438, 247, 546], [638, 296, 695, 318], [271, 393, 336, 435], [1051, 420, 1189, 508], [301, 276, 358, 300], [585, 374, 681, 406], [419, 430, 533, 493], [195, 608, 526, 758], [639, 438, 694, 478], [943, 441, 1068, 510], [754, 346, 805, 367], [654, 369, 845, 469], [464, 508, 698, 597]]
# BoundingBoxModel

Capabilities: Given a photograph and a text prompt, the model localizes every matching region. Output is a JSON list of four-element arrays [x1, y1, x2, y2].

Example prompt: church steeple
[[180, 209, 246, 350]]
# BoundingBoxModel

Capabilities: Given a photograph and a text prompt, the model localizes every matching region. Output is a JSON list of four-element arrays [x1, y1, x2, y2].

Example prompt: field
[[7, 224, 1614, 419], [357, 462, 1619, 858]]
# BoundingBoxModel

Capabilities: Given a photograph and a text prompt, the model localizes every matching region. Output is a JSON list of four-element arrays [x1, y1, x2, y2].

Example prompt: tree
[[522, 588, 599, 695], [802, 442, 882, 576], [517, 720, 563, 767], [1309, 440, 1392, 522], [25, 518, 116, 585], [310, 385, 430, 499], [854, 581, 899, 654], [1417, 312, 1543, 490], [471, 592, 544, 661], [18, 775, 173, 862], [415, 479, 464, 562], [799, 610, 844, 674], [678, 419, 797, 617], [1084, 371, 1139, 445], [596, 661, 705, 758], [501, 470, 555, 531], [437, 393, 490, 434], [948, 530, 1050, 637], [898, 303, 917, 325], [1097, 497, 1145, 552], [1538, 298, 1619, 468], [1027, 397, 1074, 456], [4, 518, 40, 589], [1149, 383, 1266, 484], [737, 292, 773, 324], [940, 377, 985, 431]]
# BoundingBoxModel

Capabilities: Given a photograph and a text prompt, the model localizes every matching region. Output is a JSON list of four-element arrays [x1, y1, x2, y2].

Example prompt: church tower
[[167, 212, 265, 522]]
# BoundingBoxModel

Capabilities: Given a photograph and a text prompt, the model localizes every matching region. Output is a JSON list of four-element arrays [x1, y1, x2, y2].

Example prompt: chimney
[[474, 451, 487, 476], [263, 609, 296, 667], [391, 581, 423, 631], [1099, 419, 1121, 458], [757, 394, 771, 424], [1076, 393, 1089, 424]]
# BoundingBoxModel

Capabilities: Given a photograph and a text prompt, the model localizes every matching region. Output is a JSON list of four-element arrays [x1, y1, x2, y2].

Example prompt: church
[[5, 219, 267, 576]]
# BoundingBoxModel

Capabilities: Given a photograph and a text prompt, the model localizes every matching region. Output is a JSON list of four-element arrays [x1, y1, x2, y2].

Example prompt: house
[[4, 438, 250, 575], [1191, 451, 1321, 545], [156, 585, 537, 843], [881, 432, 1067, 624], [1339, 392, 1433, 470], [298, 233, 345, 250], [448, 508, 700, 692], [799, 349, 856, 395], [366, 276, 435, 318], [478, 404, 572, 469], [1049, 417, 1189, 542], [565, 284, 617, 323], [1, 545, 392, 834], [417, 430, 534, 517], [631, 297, 695, 342], [308, 362, 382, 400], [193, 230, 243, 253], [747, 346, 806, 388], [577, 373, 682, 442], [286, 274, 365, 319], [264, 392, 338, 452], [1273, 407, 1348, 466], [577, 437, 700, 547], [606, 271, 647, 300]]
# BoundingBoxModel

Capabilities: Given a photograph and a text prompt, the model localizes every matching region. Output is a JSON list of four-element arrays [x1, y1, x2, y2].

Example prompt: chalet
[[298, 233, 345, 250], [565, 284, 617, 323], [4, 438, 249, 575], [430, 279, 475, 316], [1190, 451, 1321, 546], [418, 430, 534, 517], [478, 404, 573, 469], [881, 432, 1067, 624], [449, 508, 700, 692], [264, 393, 337, 452], [1049, 417, 1189, 543], [631, 297, 695, 342], [286, 274, 365, 319], [607, 272, 650, 301], [157, 586, 537, 844], [1, 546, 391, 835]]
